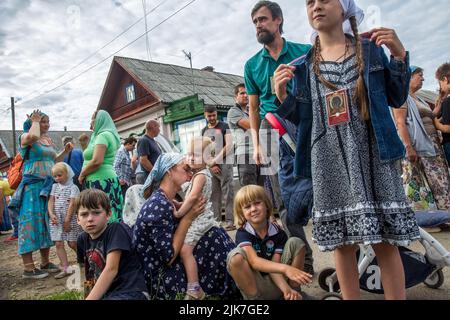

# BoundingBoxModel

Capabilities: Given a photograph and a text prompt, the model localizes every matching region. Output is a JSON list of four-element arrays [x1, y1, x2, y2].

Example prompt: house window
[[174, 117, 207, 154], [125, 84, 135, 103]]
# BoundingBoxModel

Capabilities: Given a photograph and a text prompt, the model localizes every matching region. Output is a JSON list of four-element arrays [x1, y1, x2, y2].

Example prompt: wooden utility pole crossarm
[[182, 50, 196, 94]]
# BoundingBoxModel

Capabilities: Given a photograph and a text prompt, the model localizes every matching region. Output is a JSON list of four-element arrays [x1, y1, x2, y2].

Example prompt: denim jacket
[[276, 38, 411, 178], [8, 174, 54, 217]]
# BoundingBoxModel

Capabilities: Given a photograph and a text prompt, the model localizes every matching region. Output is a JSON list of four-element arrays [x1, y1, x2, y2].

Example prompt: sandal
[[184, 289, 206, 300], [54, 268, 74, 279]]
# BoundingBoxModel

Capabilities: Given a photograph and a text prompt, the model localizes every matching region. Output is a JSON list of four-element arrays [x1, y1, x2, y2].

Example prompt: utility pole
[[142, 0, 152, 61], [182, 50, 195, 94], [11, 97, 17, 156]]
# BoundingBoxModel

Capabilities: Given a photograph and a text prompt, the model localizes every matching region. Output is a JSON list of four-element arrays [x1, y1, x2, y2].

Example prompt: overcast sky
[[0, 0, 448, 131]]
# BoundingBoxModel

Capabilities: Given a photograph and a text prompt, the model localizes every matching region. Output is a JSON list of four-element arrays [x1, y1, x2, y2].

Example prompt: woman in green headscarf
[[79, 110, 123, 222]]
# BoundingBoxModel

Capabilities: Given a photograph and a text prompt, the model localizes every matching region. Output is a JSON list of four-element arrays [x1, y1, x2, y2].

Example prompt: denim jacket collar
[[276, 38, 410, 179]]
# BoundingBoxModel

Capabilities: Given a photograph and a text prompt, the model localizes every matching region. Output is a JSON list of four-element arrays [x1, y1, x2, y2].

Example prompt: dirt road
[[0, 231, 79, 300], [1, 223, 450, 300]]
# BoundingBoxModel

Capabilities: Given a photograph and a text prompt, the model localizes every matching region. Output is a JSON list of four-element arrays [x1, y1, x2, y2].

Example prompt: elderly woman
[[11, 110, 73, 279], [79, 110, 123, 222], [133, 153, 238, 300], [393, 66, 450, 212]]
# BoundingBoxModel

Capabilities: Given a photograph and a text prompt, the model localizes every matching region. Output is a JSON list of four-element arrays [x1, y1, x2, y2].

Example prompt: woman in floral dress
[[133, 153, 238, 300]]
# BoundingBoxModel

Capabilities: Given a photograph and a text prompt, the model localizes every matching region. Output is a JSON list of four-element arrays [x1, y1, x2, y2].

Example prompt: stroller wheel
[[321, 293, 343, 300], [424, 269, 444, 289], [318, 268, 340, 293]]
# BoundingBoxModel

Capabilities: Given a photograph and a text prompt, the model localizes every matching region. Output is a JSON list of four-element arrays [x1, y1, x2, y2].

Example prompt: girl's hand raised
[[369, 28, 406, 61], [273, 64, 296, 104]]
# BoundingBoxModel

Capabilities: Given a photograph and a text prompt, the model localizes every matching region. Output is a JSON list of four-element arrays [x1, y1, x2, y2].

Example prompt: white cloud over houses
[[0, 0, 448, 131]]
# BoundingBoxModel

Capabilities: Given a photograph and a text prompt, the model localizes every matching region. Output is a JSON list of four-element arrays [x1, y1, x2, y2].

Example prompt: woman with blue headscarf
[[17, 110, 73, 279], [78, 110, 123, 222], [392, 66, 450, 214], [133, 153, 239, 300]]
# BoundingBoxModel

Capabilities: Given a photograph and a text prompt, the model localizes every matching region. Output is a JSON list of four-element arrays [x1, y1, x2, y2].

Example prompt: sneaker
[[184, 288, 206, 300], [54, 269, 73, 279], [22, 268, 49, 279], [40, 262, 60, 274]]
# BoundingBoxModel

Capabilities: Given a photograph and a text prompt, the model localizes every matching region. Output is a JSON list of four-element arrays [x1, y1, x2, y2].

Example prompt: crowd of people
[[1, 0, 450, 301]]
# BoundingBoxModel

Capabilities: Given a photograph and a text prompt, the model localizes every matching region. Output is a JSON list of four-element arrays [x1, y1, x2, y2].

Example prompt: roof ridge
[[114, 56, 243, 78]]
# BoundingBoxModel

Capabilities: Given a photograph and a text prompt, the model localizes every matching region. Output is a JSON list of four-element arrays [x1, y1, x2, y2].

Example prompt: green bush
[[41, 290, 84, 300]]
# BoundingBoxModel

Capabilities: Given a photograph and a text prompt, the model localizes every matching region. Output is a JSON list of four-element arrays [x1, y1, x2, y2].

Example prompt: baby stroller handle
[[358, 246, 376, 278], [319, 227, 450, 296], [419, 228, 450, 267]]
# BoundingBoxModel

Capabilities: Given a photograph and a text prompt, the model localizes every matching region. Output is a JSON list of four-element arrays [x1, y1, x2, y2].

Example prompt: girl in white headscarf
[[48, 162, 81, 279], [273, 0, 420, 300]]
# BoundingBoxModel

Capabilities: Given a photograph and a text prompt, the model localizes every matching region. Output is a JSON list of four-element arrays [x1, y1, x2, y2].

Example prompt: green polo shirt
[[244, 38, 311, 119]]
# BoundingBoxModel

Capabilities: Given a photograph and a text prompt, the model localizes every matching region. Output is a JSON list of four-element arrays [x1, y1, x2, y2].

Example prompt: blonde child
[[174, 137, 219, 300], [226, 185, 312, 300], [273, 0, 420, 299], [48, 162, 80, 279]]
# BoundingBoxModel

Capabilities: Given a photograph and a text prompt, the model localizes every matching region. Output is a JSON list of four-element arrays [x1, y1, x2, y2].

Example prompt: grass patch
[[40, 290, 84, 300]]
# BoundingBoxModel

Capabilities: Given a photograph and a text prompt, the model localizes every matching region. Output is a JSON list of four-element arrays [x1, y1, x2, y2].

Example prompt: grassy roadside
[[40, 290, 84, 300]]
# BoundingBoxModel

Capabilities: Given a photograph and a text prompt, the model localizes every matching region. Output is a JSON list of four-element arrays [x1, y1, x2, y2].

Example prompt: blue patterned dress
[[18, 140, 55, 255], [309, 56, 420, 252], [133, 188, 239, 300]]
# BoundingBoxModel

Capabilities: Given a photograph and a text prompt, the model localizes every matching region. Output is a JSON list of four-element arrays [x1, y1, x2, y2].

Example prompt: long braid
[[349, 16, 370, 121], [312, 36, 338, 91]]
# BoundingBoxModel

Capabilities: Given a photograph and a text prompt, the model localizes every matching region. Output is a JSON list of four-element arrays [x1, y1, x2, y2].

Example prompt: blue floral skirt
[[145, 227, 240, 300]]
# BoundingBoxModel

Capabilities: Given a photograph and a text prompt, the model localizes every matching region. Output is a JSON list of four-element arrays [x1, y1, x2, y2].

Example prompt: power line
[[0, 105, 11, 114], [17, 0, 198, 107], [18, 0, 169, 103], [0, 108, 11, 117]]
